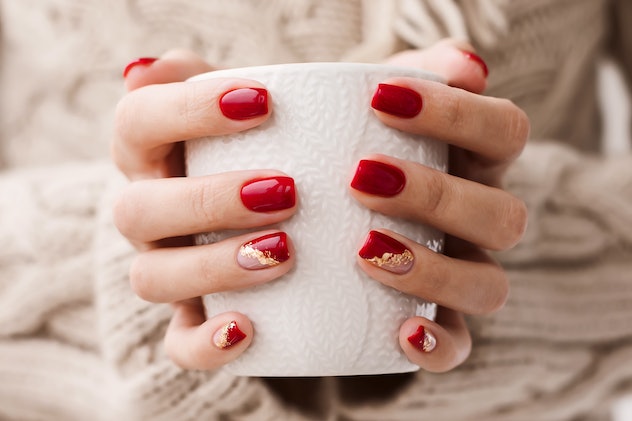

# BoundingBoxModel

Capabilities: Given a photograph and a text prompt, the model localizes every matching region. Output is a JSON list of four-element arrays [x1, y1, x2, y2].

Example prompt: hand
[[112, 50, 297, 369], [351, 39, 529, 372]]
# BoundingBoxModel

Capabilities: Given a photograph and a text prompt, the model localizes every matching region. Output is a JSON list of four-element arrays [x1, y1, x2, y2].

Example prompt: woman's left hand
[[351, 39, 529, 372]]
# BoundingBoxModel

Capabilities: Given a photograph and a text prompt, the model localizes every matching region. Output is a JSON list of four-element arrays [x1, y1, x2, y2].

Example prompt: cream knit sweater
[[1, 1, 631, 420]]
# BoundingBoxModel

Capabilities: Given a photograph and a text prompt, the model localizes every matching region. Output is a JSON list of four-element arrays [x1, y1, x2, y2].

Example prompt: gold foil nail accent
[[214, 320, 246, 349], [422, 330, 437, 353], [365, 249, 414, 268], [215, 322, 234, 349], [239, 244, 281, 266]]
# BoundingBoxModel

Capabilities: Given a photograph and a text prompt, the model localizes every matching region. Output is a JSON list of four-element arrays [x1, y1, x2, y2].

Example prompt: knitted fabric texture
[[0, 0, 631, 420]]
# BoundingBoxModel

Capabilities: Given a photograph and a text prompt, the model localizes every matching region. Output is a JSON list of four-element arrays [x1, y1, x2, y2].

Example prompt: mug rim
[[188, 61, 444, 83]]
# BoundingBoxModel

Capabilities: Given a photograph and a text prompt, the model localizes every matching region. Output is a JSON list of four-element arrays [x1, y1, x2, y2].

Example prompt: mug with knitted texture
[[186, 62, 446, 376]]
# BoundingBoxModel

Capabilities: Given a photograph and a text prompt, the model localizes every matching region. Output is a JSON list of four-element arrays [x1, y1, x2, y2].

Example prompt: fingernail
[[237, 232, 290, 270], [351, 159, 406, 197], [359, 230, 414, 274], [123, 57, 158, 78], [461, 50, 489, 77], [371, 83, 423, 118], [213, 320, 247, 349], [219, 88, 269, 120], [407, 325, 436, 353], [241, 176, 296, 212]]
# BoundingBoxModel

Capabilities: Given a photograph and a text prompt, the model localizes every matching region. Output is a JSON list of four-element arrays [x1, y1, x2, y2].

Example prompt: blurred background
[[599, 59, 632, 420]]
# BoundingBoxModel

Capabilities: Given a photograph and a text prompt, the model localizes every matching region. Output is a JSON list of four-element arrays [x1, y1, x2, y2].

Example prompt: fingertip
[[383, 39, 488, 94], [123, 49, 215, 91], [123, 57, 159, 91], [442, 44, 488, 93], [399, 316, 469, 373], [123, 57, 158, 78], [166, 303, 253, 370]]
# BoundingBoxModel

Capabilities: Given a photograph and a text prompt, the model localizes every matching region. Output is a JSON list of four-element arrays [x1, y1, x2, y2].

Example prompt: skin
[[112, 40, 529, 373]]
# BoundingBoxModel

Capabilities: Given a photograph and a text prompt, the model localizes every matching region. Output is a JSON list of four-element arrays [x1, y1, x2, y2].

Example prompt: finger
[[130, 230, 294, 303], [164, 299, 252, 370], [357, 229, 508, 315], [384, 38, 488, 94], [370, 78, 530, 165], [113, 77, 271, 179], [350, 156, 528, 251], [123, 49, 215, 91], [113, 170, 296, 243], [399, 308, 471, 373]]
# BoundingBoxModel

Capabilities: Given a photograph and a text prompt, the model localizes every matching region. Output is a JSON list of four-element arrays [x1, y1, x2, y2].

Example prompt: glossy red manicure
[[123, 57, 158, 78], [213, 320, 247, 349], [237, 232, 290, 270], [241, 176, 295, 212], [461, 51, 489, 77], [359, 230, 414, 274], [351, 159, 406, 197], [219, 88, 268, 120], [407, 325, 437, 353], [371, 83, 423, 118]]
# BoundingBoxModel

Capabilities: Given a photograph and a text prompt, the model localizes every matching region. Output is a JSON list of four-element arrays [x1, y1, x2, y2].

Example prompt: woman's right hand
[[112, 50, 297, 369]]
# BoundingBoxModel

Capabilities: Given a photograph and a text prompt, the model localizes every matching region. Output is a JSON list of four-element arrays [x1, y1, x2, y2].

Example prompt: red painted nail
[[213, 320, 247, 349], [237, 232, 290, 270], [351, 159, 406, 197], [241, 176, 295, 212], [461, 51, 489, 77], [371, 83, 422, 118], [219, 88, 268, 120], [123, 57, 158, 78], [407, 325, 436, 353], [358, 230, 414, 274]]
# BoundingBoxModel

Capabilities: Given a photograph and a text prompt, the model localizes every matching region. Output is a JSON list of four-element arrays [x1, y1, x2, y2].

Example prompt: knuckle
[[128, 254, 156, 302], [112, 184, 143, 240], [189, 180, 221, 230], [180, 83, 213, 135], [113, 91, 143, 151], [197, 255, 223, 293], [113, 96, 130, 144], [500, 99, 530, 160], [417, 170, 451, 220], [482, 272, 509, 314], [495, 196, 528, 250], [189, 177, 232, 231], [444, 92, 467, 131], [465, 264, 508, 315], [413, 255, 450, 299], [112, 187, 140, 239]]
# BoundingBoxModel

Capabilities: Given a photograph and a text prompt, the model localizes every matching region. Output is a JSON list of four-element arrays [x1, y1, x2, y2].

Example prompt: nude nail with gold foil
[[358, 230, 414, 274], [237, 232, 290, 270]]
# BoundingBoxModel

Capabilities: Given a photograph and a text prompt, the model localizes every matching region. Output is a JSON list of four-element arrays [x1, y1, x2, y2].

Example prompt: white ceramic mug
[[186, 62, 446, 376]]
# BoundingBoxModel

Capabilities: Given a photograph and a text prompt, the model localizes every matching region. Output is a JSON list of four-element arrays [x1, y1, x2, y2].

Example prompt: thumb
[[123, 49, 216, 91]]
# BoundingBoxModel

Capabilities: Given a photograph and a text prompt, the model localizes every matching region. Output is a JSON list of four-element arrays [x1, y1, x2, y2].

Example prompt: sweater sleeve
[[336, 141, 632, 421], [464, 141, 632, 420], [0, 162, 305, 421], [0, 161, 107, 342], [0, 161, 112, 420]]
